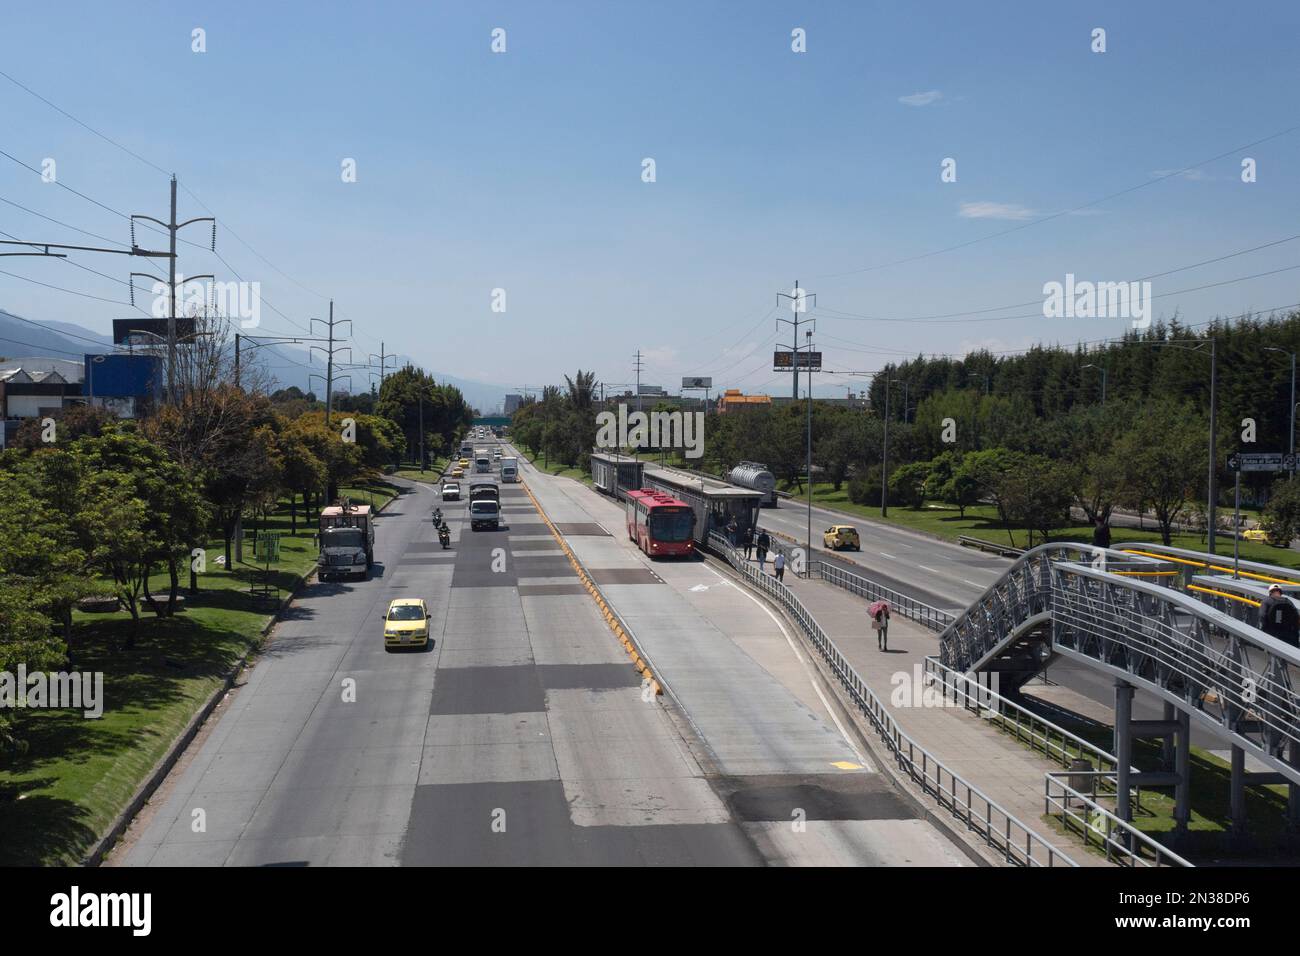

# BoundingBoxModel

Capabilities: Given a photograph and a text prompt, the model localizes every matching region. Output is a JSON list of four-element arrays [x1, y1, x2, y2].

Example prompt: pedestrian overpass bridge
[[939, 541, 1300, 835]]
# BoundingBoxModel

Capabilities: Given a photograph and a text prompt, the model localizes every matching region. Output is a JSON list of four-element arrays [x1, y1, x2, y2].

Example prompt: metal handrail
[[1044, 773, 1193, 867], [922, 656, 1121, 776], [707, 531, 1076, 867], [815, 560, 956, 633]]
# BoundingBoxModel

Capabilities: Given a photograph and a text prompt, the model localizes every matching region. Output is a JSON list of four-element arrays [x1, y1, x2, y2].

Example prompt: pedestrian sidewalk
[[735, 556, 1112, 866]]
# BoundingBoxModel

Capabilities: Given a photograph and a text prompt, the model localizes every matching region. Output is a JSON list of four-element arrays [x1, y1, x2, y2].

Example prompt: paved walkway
[[731, 556, 1113, 866]]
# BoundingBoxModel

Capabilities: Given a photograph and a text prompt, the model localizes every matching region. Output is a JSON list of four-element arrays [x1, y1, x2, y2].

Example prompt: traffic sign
[[1227, 452, 1294, 473]]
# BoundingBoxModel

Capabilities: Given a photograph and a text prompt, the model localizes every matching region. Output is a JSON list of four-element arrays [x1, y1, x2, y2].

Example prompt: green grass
[[391, 457, 450, 484], [515, 449, 592, 486], [0, 477, 403, 865], [768, 481, 1300, 571]]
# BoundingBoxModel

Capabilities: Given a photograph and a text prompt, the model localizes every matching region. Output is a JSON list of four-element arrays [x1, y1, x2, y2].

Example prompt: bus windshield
[[648, 510, 694, 542]]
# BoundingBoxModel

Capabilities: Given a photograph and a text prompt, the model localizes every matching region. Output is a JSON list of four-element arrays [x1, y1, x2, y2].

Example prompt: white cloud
[[899, 90, 943, 107], [642, 346, 678, 365], [958, 201, 1037, 221]]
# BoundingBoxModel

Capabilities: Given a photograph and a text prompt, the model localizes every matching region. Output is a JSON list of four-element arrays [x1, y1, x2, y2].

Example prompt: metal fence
[[815, 560, 956, 634], [922, 656, 1119, 775], [1044, 773, 1192, 867], [707, 531, 1076, 867]]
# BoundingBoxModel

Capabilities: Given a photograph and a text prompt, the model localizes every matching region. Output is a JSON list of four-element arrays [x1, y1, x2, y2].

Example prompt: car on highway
[[451, 466, 464, 478], [458, 457, 471, 468], [823, 524, 861, 551], [442, 482, 460, 500], [382, 598, 431, 650], [469, 498, 500, 530]]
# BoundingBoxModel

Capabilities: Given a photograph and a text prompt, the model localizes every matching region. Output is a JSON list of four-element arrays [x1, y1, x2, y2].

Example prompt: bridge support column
[[1289, 740, 1300, 834], [1174, 708, 1190, 837], [1161, 702, 1176, 769], [1114, 680, 1134, 823], [1230, 745, 1247, 841]]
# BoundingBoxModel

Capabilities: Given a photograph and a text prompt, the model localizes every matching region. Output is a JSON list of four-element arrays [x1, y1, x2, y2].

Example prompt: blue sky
[[2, 0, 1299, 399]]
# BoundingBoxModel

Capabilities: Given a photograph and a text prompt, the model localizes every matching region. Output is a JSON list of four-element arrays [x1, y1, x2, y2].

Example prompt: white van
[[474, 455, 491, 474], [469, 499, 500, 530], [500, 457, 518, 482]]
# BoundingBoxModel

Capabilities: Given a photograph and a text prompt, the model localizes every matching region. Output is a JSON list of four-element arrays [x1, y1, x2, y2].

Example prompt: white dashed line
[[879, 552, 896, 560]]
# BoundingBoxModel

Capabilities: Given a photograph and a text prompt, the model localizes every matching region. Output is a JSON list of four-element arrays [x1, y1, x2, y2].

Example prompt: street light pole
[[1265, 347, 1296, 480], [806, 329, 813, 565]]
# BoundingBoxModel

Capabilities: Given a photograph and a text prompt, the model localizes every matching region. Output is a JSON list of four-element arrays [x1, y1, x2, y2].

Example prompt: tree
[[889, 461, 929, 509], [1261, 478, 1300, 547], [1114, 400, 1207, 545], [959, 448, 1024, 544], [1000, 455, 1076, 547], [77, 480, 154, 646], [278, 423, 327, 533]]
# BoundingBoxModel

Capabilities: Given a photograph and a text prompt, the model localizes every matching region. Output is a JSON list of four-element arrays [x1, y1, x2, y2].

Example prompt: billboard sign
[[773, 350, 822, 371], [681, 376, 713, 389]]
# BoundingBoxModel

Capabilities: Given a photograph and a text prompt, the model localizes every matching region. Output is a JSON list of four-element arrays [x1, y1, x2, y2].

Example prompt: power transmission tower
[[309, 300, 351, 429], [129, 175, 215, 403], [634, 350, 644, 413], [368, 341, 395, 391], [776, 280, 816, 400]]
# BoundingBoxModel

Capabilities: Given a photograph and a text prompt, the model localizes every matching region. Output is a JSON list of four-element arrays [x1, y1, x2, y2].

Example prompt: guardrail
[[957, 534, 1025, 558], [922, 656, 1121, 776], [706, 531, 1076, 867], [1044, 773, 1192, 867], [814, 560, 956, 633]]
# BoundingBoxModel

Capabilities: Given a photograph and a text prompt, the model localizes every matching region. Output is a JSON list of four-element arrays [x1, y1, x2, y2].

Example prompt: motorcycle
[[438, 523, 451, 550], [431, 507, 442, 526]]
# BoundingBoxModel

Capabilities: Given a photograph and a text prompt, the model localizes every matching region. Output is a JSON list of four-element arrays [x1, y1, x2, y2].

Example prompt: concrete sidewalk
[[732, 555, 1112, 866]]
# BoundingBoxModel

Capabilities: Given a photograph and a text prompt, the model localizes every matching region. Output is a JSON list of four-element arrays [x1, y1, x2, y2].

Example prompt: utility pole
[[776, 281, 816, 401], [129, 176, 214, 404], [1208, 336, 1218, 553], [634, 350, 645, 414], [882, 375, 891, 517], [805, 329, 814, 563], [309, 301, 352, 503], [369, 341, 394, 391]]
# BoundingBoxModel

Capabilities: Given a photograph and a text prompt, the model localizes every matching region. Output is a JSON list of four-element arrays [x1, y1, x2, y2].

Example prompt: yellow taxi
[[383, 598, 431, 650], [1242, 528, 1269, 542], [823, 524, 861, 551], [451, 466, 465, 478], [458, 458, 471, 468]]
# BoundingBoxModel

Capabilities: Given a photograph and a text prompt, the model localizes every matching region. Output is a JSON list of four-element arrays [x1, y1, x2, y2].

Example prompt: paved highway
[[112, 435, 969, 866]]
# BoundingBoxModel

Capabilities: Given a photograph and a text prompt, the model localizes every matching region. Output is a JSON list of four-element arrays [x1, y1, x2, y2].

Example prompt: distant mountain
[[0, 308, 111, 361], [0, 308, 512, 412]]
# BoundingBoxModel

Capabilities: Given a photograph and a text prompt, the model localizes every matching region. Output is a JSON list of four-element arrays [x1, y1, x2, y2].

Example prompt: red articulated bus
[[626, 489, 696, 557]]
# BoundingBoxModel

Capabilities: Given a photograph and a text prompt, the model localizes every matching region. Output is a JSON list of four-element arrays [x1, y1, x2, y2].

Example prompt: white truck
[[500, 456, 518, 482]]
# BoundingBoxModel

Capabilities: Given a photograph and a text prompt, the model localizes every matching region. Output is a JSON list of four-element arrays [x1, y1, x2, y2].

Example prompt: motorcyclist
[[438, 521, 451, 548], [432, 506, 442, 525]]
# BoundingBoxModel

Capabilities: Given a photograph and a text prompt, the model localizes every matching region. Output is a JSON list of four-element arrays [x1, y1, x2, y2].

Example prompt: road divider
[[520, 478, 663, 696]]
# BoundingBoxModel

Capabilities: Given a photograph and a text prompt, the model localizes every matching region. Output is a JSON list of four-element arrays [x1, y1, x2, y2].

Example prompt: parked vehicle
[[317, 501, 375, 580]]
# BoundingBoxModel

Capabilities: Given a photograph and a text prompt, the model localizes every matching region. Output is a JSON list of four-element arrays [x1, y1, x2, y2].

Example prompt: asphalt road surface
[[113, 437, 968, 867]]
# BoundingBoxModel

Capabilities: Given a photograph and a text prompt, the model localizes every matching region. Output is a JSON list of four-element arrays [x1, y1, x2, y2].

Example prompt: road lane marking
[[962, 579, 982, 588], [700, 563, 871, 770], [917, 564, 940, 574], [879, 552, 896, 560]]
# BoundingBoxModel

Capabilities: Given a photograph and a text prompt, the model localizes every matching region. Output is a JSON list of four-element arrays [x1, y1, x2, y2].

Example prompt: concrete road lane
[[510, 447, 972, 867], [114, 463, 763, 866]]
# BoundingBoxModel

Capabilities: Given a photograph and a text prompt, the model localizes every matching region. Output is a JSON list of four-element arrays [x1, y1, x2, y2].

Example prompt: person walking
[[756, 530, 770, 568], [726, 517, 739, 547], [869, 599, 891, 651], [1092, 517, 1111, 550], [773, 551, 786, 582], [743, 526, 754, 560], [1259, 584, 1300, 647]]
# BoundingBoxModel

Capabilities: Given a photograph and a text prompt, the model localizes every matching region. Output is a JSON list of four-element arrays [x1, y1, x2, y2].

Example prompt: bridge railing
[[814, 560, 956, 634], [707, 531, 1076, 867], [922, 656, 1121, 776], [1044, 773, 1193, 867]]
